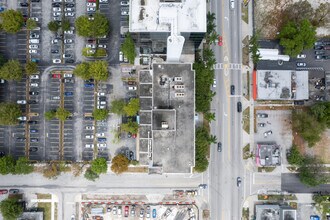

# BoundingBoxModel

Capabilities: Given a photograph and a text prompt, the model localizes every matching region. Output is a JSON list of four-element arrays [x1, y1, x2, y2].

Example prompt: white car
[[297, 54, 306, 59], [17, 100, 27, 104], [53, 0, 62, 2], [97, 92, 105, 96], [64, 39, 73, 44], [64, 30, 74, 34], [98, 44, 107, 48], [51, 39, 59, 44], [230, 0, 235, 9], [264, 130, 273, 137], [87, 3, 96, 7], [53, 7, 61, 12], [29, 45, 39, 49], [65, 12, 75, 17], [29, 50, 37, 54], [64, 7, 74, 12], [53, 12, 61, 17], [97, 143, 107, 148], [121, 10, 128, 16], [86, 44, 96, 49], [85, 144, 93, 148], [85, 134, 94, 139], [213, 79, 216, 87], [17, 116, 27, 121], [30, 83, 39, 87], [85, 126, 95, 130], [30, 17, 39, 22], [30, 75, 39, 79], [96, 133, 105, 137], [64, 73, 73, 78], [87, 7, 96, 12], [52, 59, 61, 64], [128, 86, 137, 90], [97, 105, 106, 109]]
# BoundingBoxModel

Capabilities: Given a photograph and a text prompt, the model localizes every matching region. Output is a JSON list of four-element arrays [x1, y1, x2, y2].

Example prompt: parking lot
[[254, 110, 292, 165]]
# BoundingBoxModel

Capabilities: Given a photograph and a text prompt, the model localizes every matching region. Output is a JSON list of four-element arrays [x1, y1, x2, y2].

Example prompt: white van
[[230, 0, 235, 9], [29, 39, 40, 44]]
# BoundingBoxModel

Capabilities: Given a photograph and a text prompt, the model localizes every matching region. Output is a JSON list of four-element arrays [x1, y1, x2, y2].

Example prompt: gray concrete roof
[[18, 212, 44, 220], [256, 143, 281, 166]]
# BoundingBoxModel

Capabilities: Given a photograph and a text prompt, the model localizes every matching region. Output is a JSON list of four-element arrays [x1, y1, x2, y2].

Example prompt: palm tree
[[209, 135, 217, 144]]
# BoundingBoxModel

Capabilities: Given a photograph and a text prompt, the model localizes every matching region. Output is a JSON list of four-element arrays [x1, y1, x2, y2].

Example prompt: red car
[[132, 134, 137, 139], [88, 0, 96, 2], [218, 36, 223, 46], [0, 189, 8, 195], [52, 74, 61, 79], [124, 206, 129, 217]]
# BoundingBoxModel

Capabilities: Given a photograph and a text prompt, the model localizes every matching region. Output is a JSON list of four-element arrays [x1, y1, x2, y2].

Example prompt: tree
[[44, 110, 56, 121], [43, 163, 60, 179], [55, 108, 71, 121], [121, 120, 139, 134], [0, 9, 24, 33], [278, 19, 316, 57], [90, 158, 108, 174], [111, 154, 129, 174], [0, 59, 23, 81], [26, 18, 37, 30], [204, 112, 215, 122], [312, 3, 330, 27], [0, 198, 23, 220], [0, 155, 15, 175], [84, 168, 99, 181], [292, 110, 325, 147], [110, 99, 126, 115], [123, 98, 140, 116], [91, 13, 109, 37], [287, 145, 304, 166], [209, 135, 217, 144], [283, 0, 314, 24], [298, 156, 329, 187], [61, 19, 70, 31], [249, 34, 261, 65], [14, 157, 33, 174], [74, 62, 91, 80], [47, 21, 60, 32], [121, 33, 136, 64], [195, 127, 211, 172], [25, 61, 38, 75], [75, 15, 91, 37], [0, 102, 22, 125], [93, 109, 109, 121], [310, 102, 330, 127], [0, 54, 7, 67], [89, 60, 108, 81]]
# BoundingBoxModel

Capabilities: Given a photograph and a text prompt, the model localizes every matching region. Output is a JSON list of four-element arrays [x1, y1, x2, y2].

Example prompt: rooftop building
[[256, 143, 281, 167], [138, 63, 195, 173], [255, 204, 297, 220]]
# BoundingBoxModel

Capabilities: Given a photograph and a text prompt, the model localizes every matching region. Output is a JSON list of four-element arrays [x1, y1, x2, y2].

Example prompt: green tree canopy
[[310, 102, 330, 127], [74, 62, 91, 80], [84, 168, 99, 181], [61, 19, 70, 31], [123, 98, 140, 116], [121, 120, 139, 134], [0, 54, 7, 67], [0, 102, 22, 125], [287, 145, 304, 166], [14, 157, 33, 174], [93, 109, 109, 121], [44, 110, 56, 121], [75, 16, 90, 37], [0, 9, 24, 33], [121, 33, 136, 64], [298, 156, 329, 187], [110, 99, 126, 115], [89, 60, 108, 81], [47, 21, 60, 32], [111, 154, 129, 174], [0, 198, 23, 220], [278, 19, 316, 57], [0, 155, 15, 175], [195, 127, 213, 172], [91, 13, 110, 37], [26, 18, 37, 30], [55, 108, 71, 121], [91, 158, 108, 174], [249, 34, 261, 65], [25, 61, 38, 75], [0, 59, 23, 81]]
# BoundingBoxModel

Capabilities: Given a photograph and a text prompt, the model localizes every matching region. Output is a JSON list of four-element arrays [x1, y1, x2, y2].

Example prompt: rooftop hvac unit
[[174, 85, 185, 89], [161, 121, 169, 129], [174, 77, 182, 82], [175, 93, 185, 97]]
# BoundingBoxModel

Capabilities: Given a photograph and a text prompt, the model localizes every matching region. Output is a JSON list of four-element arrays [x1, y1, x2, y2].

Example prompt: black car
[[258, 123, 266, 127], [9, 189, 19, 194], [29, 91, 39, 95], [237, 177, 242, 187], [51, 50, 59, 54], [98, 97, 106, 101], [52, 2, 61, 7], [31, 0, 40, 2], [217, 142, 222, 152], [19, 121, 26, 125], [20, 2, 29, 7], [65, 59, 75, 64], [230, 85, 235, 95], [85, 79, 94, 83], [237, 101, 242, 112], [65, 3, 74, 7], [0, 151, 5, 157], [314, 45, 323, 50], [84, 116, 94, 120], [64, 78, 74, 83], [97, 137, 106, 142], [28, 100, 37, 104], [28, 121, 38, 125], [29, 147, 38, 152], [30, 138, 38, 142]]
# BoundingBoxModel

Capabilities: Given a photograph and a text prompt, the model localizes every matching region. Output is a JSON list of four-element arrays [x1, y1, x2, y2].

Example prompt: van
[[119, 51, 123, 62], [230, 0, 235, 9], [29, 39, 39, 44]]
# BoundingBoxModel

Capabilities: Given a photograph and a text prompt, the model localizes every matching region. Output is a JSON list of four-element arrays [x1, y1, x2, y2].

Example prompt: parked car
[[121, 1, 129, 5], [65, 12, 75, 16], [84, 83, 94, 88], [296, 62, 306, 67], [30, 129, 38, 133], [113, 206, 117, 215], [85, 144, 93, 148], [17, 100, 26, 104], [30, 75, 39, 79], [124, 206, 129, 217], [315, 51, 325, 55], [52, 74, 61, 79], [30, 83, 39, 87], [258, 123, 265, 127], [296, 54, 306, 59], [0, 189, 8, 195], [64, 92, 73, 97], [9, 189, 19, 194], [29, 147, 38, 152], [64, 78, 74, 83], [264, 130, 273, 137], [30, 138, 39, 142], [29, 91, 39, 95], [212, 79, 216, 87], [29, 45, 39, 49], [17, 116, 27, 121], [28, 121, 38, 125], [97, 143, 107, 148], [87, 7, 96, 12], [257, 113, 268, 118], [97, 137, 106, 142], [230, 85, 235, 95], [63, 54, 72, 58], [152, 209, 157, 218], [29, 49, 37, 54], [87, 3, 96, 7], [218, 35, 223, 46], [64, 39, 73, 44], [85, 126, 94, 130], [85, 134, 94, 139], [20, 2, 29, 7], [199, 184, 207, 189], [64, 7, 74, 12], [53, 59, 61, 64]]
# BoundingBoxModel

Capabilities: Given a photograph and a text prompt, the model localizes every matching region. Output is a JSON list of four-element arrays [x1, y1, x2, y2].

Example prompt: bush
[[0, 155, 15, 175], [93, 109, 109, 121], [90, 158, 108, 174], [111, 154, 129, 174], [298, 157, 329, 187], [0, 198, 23, 220], [25, 61, 38, 75], [47, 21, 60, 32], [43, 163, 60, 179], [287, 145, 304, 166], [84, 168, 99, 181], [44, 110, 56, 120]]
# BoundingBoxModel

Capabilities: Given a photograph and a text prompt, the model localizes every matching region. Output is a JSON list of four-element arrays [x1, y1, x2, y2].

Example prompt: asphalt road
[[208, 0, 244, 219], [282, 173, 330, 193]]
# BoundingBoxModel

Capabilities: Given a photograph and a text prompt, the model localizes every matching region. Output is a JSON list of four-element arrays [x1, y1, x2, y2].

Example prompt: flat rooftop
[[129, 0, 206, 33], [256, 204, 280, 220], [256, 143, 281, 167], [150, 63, 195, 173], [256, 70, 309, 100]]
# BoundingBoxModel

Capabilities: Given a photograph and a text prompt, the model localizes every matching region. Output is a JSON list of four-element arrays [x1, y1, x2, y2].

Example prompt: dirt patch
[[127, 166, 148, 173]]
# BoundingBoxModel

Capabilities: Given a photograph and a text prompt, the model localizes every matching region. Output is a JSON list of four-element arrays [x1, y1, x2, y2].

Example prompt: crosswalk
[[213, 63, 242, 70]]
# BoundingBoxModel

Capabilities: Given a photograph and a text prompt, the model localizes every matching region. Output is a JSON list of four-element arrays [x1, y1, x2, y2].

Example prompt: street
[[208, 0, 244, 219]]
